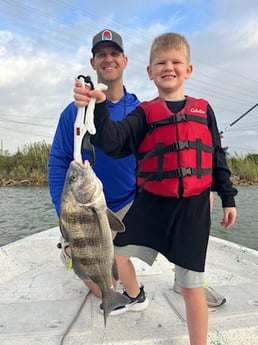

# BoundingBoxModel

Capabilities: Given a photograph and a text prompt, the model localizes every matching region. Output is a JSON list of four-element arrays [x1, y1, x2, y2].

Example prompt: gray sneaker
[[173, 282, 226, 307], [100, 285, 149, 316]]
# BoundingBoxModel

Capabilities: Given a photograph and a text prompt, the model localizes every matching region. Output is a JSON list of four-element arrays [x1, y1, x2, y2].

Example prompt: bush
[[227, 153, 258, 183], [0, 141, 257, 185], [0, 141, 51, 185]]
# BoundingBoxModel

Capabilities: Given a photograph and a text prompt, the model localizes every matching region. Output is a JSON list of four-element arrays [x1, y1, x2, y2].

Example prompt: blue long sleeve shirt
[[48, 87, 140, 217]]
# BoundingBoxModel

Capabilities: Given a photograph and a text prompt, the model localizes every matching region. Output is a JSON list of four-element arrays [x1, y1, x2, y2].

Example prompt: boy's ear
[[185, 63, 193, 80], [147, 65, 153, 80]]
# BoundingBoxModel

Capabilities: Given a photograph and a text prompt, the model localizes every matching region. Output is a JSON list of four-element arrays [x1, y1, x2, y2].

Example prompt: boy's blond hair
[[149, 32, 191, 64]]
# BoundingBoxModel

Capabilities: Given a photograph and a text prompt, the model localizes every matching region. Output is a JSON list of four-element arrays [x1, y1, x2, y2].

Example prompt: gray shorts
[[174, 265, 204, 288], [115, 244, 204, 288]]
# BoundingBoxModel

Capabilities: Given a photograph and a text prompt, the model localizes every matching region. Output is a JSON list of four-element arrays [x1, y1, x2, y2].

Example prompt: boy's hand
[[73, 81, 106, 107], [220, 207, 237, 229]]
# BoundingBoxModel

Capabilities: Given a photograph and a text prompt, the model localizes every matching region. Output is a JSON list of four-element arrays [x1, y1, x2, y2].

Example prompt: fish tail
[[102, 290, 130, 327]]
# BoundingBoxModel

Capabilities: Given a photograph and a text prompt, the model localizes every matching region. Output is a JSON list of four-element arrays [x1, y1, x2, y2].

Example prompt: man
[[49, 29, 225, 312], [48, 29, 152, 308]]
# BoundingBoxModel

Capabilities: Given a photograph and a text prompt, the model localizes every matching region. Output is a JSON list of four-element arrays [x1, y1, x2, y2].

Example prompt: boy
[[73, 32, 237, 345]]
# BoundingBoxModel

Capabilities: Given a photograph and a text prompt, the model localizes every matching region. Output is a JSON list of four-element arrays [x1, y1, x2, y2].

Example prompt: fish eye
[[69, 175, 77, 182]]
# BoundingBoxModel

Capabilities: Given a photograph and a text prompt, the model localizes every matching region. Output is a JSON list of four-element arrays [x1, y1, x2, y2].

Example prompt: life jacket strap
[[137, 140, 214, 160], [148, 113, 208, 133], [138, 167, 212, 180]]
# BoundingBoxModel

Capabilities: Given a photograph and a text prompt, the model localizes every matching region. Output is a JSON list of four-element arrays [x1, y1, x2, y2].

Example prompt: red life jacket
[[137, 97, 213, 197]]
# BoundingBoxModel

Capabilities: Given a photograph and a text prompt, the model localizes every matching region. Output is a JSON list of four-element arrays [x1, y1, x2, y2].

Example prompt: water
[[0, 185, 257, 251], [211, 185, 258, 251], [0, 186, 58, 246]]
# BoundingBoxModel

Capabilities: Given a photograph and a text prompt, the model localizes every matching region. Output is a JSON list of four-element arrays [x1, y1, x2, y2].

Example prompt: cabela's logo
[[190, 108, 205, 114]]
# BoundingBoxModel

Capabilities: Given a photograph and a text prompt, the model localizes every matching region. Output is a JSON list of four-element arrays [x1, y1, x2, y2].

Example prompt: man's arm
[[48, 103, 76, 216]]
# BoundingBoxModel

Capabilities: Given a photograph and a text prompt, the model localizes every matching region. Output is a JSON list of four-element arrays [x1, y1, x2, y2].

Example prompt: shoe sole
[[173, 284, 226, 307], [60, 250, 71, 267], [102, 297, 150, 316]]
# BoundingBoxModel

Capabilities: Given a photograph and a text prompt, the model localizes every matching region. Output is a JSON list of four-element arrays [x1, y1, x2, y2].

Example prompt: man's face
[[90, 43, 128, 83]]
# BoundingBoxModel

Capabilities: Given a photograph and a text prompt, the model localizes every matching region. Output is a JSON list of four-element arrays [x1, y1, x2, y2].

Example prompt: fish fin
[[92, 207, 106, 241], [107, 208, 125, 232], [102, 290, 130, 327], [112, 258, 119, 281], [59, 218, 69, 242]]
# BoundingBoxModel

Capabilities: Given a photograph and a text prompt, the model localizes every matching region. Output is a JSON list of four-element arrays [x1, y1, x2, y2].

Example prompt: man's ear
[[123, 55, 128, 69], [90, 57, 96, 70]]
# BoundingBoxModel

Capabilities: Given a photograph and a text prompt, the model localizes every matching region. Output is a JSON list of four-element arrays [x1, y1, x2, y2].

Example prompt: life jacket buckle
[[175, 167, 193, 177], [171, 140, 191, 151]]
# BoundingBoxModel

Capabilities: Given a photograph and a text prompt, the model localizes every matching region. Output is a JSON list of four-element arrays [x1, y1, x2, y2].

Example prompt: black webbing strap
[[148, 113, 208, 133], [137, 140, 214, 160], [138, 167, 212, 179], [157, 143, 164, 181], [196, 138, 202, 178]]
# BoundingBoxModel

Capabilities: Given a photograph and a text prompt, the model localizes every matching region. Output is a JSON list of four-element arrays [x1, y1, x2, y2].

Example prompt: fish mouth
[[72, 160, 90, 169]]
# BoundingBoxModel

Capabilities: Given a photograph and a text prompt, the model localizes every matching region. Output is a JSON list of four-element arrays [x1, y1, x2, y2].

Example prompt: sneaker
[[173, 281, 226, 307], [100, 285, 149, 316]]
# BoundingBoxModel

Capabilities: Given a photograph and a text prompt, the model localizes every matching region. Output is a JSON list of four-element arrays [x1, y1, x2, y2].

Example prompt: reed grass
[[0, 141, 51, 185], [227, 153, 258, 184], [0, 142, 257, 185]]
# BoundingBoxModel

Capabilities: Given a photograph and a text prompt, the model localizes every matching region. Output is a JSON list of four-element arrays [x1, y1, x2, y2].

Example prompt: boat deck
[[0, 227, 258, 345]]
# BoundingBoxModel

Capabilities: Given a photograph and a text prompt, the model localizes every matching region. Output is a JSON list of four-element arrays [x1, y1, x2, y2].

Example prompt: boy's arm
[[207, 104, 237, 228], [74, 81, 147, 158], [221, 207, 237, 229], [91, 101, 147, 158], [207, 104, 237, 207]]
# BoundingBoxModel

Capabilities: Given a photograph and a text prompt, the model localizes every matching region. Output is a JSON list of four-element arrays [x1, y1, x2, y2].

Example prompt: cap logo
[[101, 30, 112, 41]]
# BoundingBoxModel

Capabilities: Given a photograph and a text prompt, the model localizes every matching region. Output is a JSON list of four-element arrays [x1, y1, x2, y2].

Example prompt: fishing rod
[[220, 102, 258, 134]]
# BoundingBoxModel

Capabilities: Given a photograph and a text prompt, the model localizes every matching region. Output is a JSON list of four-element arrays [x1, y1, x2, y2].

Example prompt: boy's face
[[147, 47, 192, 99]]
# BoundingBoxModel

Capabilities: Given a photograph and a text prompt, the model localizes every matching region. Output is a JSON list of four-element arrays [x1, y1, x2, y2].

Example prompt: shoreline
[[0, 176, 256, 187], [0, 179, 48, 187]]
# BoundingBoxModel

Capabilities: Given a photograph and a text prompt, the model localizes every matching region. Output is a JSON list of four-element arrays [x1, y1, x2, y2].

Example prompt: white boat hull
[[0, 227, 258, 344]]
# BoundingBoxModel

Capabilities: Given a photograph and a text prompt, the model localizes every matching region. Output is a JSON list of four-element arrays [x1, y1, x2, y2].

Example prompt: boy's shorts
[[60, 200, 204, 289], [115, 202, 204, 289], [115, 244, 204, 289], [174, 265, 204, 289]]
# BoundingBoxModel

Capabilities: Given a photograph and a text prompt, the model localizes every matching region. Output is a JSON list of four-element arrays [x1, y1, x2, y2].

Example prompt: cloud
[[0, 0, 257, 155]]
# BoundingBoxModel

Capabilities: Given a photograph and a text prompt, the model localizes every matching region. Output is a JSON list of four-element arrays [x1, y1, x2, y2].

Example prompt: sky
[[0, 0, 258, 156]]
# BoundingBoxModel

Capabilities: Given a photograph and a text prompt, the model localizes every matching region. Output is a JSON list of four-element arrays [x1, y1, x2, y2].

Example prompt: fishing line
[[220, 103, 258, 134], [59, 289, 91, 345]]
